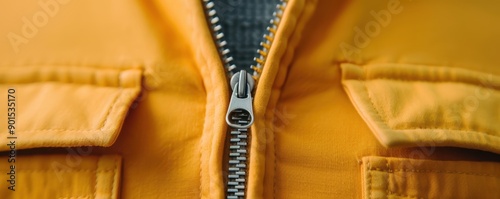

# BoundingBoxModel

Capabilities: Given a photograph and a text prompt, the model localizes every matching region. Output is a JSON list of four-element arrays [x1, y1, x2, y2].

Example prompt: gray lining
[[213, 0, 280, 73]]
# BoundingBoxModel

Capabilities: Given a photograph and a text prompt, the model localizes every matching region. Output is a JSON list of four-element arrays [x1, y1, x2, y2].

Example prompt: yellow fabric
[[0, 67, 141, 150], [361, 156, 500, 199], [262, 0, 500, 198], [342, 63, 500, 154], [0, 0, 498, 198], [0, 155, 121, 199]]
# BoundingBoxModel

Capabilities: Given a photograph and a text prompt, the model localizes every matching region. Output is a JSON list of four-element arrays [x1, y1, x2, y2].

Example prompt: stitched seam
[[111, 158, 118, 199], [58, 196, 92, 199], [17, 169, 114, 199], [196, 1, 216, 195], [99, 89, 123, 131], [362, 80, 390, 127], [198, 8, 215, 196], [198, 77, 207, 199], [94, 164, 98, 199], [201, 44, 214, 199], [369, 167, 500, 177], [0, 69, 141, 88], [398, 128, 494, 131], [362, 78, 500, 91], [356, 64, 500, 137], [199, 133, 203, 199], [272, 107, 277, 199], [368, 159, 426, 199], [361, 82, 499, 138], [370, 161, 499, 199], [368, 161, 372, 199], [15, 89, 128, 133], [6, 144, 105, 149], [398, 129, 499, 138], [387, 192, 424, 199], [385, 159, 389, 199], [205, 59, 214, 199], [16, 169, 114, 172], [0, 64, 142, 70], [272, 88, 277, 199], [273, 1, 308, 198], [18, 129, 111, 132], [0, 81, 137, 88], [382, 160, 426, 199]]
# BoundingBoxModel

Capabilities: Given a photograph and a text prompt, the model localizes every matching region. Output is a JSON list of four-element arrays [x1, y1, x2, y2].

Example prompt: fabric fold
[[341, 63, 500, 154], [0, 66, 142, 151]]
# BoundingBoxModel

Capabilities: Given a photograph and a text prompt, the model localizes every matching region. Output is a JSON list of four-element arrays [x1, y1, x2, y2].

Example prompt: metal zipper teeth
[[201, 2, 249, 198], [250, 0, 288, 81], [202, 0, 237, 76], [226, 112, 250, 199], [201, 1, 288, 199], [203, 0, 288, 80]]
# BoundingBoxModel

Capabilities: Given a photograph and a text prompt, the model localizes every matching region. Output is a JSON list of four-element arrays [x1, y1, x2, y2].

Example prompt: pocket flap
[[0, 66, 141, 151], [341, 63, 500, 154]]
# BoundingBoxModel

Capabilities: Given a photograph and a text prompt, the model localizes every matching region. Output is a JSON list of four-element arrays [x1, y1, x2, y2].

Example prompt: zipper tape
[[201, 0, 288, 198]]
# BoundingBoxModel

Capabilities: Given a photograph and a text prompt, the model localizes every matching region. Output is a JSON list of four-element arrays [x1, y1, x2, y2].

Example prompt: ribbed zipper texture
[[201, 0, 288, 198]]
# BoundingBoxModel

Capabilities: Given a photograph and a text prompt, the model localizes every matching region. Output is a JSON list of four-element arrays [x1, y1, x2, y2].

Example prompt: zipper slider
[[226, 70, 255, 129]]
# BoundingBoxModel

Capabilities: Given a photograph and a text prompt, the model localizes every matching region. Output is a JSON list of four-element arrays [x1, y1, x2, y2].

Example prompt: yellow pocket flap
[[361, 156, 500, 199], [0, 66, 141, 151], [0, 154, 121, 199], [341, 63, 500, 154]]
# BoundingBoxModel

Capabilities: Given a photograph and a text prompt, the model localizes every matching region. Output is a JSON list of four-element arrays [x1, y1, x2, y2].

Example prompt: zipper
[[201, 1, 287, 198]]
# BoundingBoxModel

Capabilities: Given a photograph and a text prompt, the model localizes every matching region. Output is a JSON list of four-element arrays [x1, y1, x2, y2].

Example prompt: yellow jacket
[[1, 0, 499, 198]]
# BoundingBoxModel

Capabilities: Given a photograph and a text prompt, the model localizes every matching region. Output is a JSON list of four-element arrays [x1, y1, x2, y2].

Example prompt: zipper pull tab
[[226, 70, 255, 129]]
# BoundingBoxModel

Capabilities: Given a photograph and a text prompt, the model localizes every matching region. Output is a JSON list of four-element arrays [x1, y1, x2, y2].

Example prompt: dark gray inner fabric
[[213, 0, 280, 73]]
